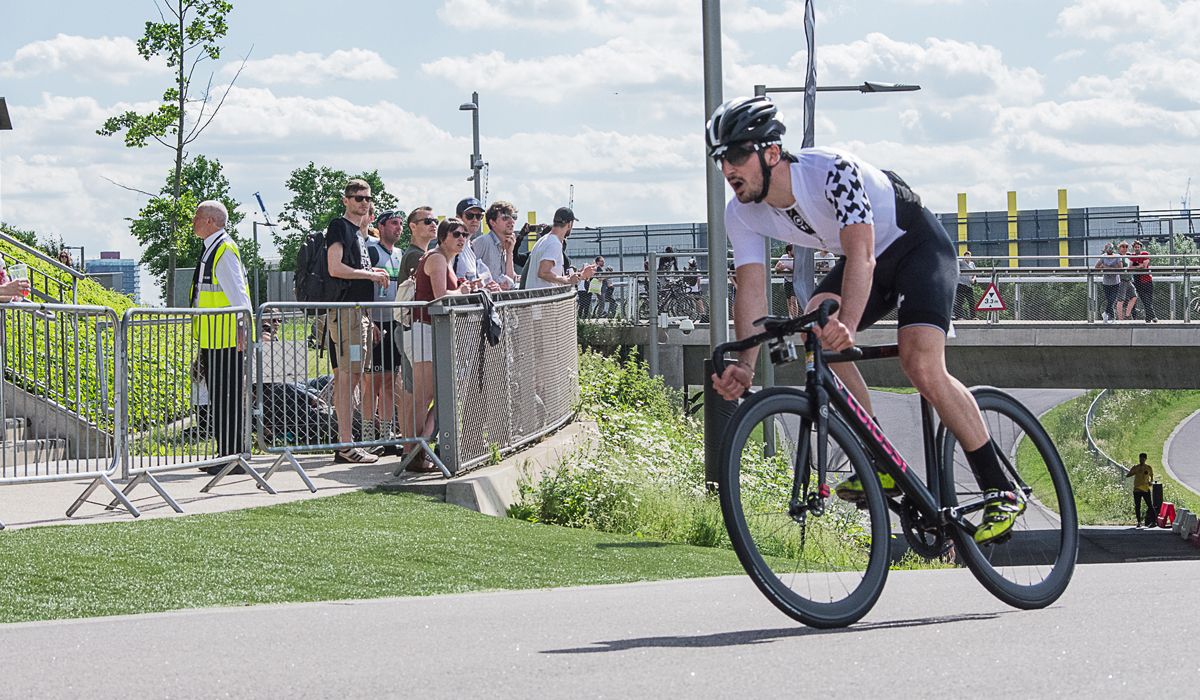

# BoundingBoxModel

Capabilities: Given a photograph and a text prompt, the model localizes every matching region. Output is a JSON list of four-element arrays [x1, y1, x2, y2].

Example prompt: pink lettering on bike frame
[[831, 374, 909, 473]]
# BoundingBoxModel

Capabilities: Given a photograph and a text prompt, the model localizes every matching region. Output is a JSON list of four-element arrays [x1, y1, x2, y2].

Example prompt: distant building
[[86, 252, 141, 302]]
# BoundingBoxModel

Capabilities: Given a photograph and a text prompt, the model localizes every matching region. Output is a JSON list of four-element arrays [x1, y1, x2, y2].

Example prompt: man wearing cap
[[363, 209, 406, 448], [452, 197, 500, 290], [473, 200, 519, 290], [525, 207, 596, 291]]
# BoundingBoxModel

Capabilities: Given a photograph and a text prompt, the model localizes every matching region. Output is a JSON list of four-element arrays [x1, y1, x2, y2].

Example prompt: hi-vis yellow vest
[[191, 235, 254, 349]]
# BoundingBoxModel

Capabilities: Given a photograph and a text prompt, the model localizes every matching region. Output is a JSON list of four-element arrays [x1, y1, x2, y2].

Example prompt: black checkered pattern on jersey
[[824, 156, 873, 228]]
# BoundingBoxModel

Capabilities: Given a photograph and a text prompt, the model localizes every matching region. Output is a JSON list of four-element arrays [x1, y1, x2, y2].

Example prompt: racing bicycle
[[712, 300, 1078, 628]]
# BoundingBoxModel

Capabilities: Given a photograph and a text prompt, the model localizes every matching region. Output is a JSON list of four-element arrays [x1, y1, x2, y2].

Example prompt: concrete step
[[0, 438, 69, 472], [2, 417, 28, 442]]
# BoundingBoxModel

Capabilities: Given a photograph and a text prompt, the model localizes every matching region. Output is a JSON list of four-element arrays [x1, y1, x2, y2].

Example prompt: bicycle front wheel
[[941, 387, 1078, 609], [720, 387, 891, 628]]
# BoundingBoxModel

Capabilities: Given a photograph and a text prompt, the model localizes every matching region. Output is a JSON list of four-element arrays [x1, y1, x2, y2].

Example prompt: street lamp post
[[458, 92, 483, 201]]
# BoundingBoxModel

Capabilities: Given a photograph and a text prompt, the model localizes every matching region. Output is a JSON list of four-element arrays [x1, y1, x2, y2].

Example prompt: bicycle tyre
[[719, 387, 891, 628], [940, 387, 1078, 609]]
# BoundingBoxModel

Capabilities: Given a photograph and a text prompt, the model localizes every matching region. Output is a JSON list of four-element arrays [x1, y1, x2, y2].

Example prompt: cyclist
[[708, 95, 1023, 544]]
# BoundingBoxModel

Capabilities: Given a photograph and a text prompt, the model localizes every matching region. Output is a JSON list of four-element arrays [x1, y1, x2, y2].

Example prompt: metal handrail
[[1084, 389, 1130, 479]]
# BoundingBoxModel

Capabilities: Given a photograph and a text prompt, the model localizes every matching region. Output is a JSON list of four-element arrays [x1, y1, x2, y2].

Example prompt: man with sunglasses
[[453, 197, 500, 291], [326, 179, 390, 464], [707, 96, 1023, 545], [473, 200, 519, 289]]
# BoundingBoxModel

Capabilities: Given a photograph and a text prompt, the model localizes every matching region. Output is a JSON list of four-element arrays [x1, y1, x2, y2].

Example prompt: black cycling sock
[[965, 440, 1011, 492]]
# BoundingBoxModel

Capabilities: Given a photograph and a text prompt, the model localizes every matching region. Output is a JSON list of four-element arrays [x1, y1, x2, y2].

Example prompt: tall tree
[[98, 0, 242, 306], [274, 162, 401, 270], [131, 155, 260, 300]]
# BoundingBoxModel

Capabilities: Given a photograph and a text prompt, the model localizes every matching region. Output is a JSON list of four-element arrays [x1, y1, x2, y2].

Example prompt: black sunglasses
[[348, 194, 374, 203], [714, 144, 757, 166], [462, 211, 483, 221], [450, 229, 470, 238], [413, 217, 437, 226]]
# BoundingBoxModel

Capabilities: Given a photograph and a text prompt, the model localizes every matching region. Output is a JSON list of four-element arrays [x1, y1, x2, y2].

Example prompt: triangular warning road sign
[[975, 283, 1006, 312]]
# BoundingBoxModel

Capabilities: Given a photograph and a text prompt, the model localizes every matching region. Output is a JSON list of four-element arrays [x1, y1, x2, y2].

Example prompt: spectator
[[814, 249, 835, 275], [407, 217, 480, 471], [474, 201, 518, 289], [57, 249, 73, 268], [578, 255, 605, 317], [364, 209, 407, 447], [325, 179, 390, 464], [1126, 453, 1156, 528], [658, 245, 679, 272], [1116, 240, 1138, 320], [452, 197, 498, 289], [189, 200, 253, 474], [401, 207, 437, 283], [525, 207, 595, 290], [512, 222, 544, 275], [775, 244, 798, 317], [1094, 243, 1123, 324], [954, 250, 977, 321], [0, 255, 29, 301], [1130, 240, 1157, 323], [394, 206, 439, 442], [684, 258, 701, 293], [598, 265, 617, 317]]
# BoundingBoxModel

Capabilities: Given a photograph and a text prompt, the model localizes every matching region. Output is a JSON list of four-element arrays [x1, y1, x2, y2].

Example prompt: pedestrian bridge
[[581, 321, 1200, 389]]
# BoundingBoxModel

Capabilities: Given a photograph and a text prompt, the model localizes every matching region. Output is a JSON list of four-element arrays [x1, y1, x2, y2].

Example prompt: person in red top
[[405, 217, 482, 469], [1130, 240, 1157, 323]]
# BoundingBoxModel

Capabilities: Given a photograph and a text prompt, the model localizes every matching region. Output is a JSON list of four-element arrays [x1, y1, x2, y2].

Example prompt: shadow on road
[[541, 611, 1013, 654]]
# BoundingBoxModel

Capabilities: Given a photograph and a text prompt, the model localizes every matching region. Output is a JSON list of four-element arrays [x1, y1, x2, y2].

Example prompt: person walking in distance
[[1127, 453, 1156, 528], [190, 200, 254, 474]]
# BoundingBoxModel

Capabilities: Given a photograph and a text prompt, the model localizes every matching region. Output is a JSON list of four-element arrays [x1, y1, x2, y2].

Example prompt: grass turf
[[0, 490, 749, 624]]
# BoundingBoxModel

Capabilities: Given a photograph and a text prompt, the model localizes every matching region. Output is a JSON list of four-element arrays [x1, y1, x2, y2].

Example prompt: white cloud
[[0, 34, 167, 84], [814, 33, 1044, 103], [422, 38, 699, 103], [222, 49, 398, 86]]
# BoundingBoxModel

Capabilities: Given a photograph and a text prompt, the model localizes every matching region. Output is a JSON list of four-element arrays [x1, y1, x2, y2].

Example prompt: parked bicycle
[[712, 300, 1078, 628]]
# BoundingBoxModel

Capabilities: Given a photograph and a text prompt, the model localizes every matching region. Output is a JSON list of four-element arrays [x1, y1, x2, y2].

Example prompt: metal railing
[[0, 302, 134, 528], [0, 230, 84, 305], [580, 254, 1200, 326], [429, 286, 579, 473]]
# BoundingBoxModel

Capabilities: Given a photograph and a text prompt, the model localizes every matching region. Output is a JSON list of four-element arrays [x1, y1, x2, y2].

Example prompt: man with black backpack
[[325, 179, 390, 464]]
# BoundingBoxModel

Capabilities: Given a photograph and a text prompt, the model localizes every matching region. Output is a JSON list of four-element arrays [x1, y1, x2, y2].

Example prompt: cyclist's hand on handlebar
[[712, 361, 753, 401], [812, 316, 855, 352]]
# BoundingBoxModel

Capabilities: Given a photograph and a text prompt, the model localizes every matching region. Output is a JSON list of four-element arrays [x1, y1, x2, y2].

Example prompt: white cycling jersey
[[726, 148, 907, 267]]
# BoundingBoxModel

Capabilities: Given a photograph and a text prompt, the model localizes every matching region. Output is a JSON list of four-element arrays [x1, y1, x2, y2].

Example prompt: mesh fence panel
[[447, 291, 578, 471]]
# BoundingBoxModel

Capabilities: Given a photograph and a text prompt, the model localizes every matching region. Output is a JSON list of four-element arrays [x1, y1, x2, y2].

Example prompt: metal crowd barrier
[[0, 302, 132, 528], [254, 300, 444, 480], [72, 306, 277, 517], [429, 286, 579, 474]]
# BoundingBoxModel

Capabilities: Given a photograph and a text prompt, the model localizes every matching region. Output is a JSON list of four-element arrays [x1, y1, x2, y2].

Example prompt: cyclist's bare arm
[[811, 223, 874, 352], [712, 262, 767, 400]]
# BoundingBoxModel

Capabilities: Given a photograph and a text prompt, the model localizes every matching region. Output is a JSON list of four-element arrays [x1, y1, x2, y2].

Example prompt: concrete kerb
[[378, 421, 599, 517]]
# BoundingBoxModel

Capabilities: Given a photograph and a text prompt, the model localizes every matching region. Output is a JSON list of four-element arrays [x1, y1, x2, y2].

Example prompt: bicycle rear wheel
[[940, 387, 1078, 609], [720, 387, 890, 628]]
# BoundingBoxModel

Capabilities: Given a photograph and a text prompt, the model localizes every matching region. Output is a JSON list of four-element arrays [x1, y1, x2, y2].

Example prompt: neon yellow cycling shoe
[[974, 489, 1027, 545], [835, 471, 899, 502]]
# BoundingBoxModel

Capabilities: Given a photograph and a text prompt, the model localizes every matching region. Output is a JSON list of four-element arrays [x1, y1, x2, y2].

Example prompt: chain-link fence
[[430, 287, 579, 474]]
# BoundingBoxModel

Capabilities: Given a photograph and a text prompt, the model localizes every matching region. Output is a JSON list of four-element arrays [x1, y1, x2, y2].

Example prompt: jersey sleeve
[[823, 156, 874, 228], [726, 199, 768, 268]]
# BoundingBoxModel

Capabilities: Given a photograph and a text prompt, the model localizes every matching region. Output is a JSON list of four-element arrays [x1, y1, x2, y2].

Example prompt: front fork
[[789, 384, 831, 521]]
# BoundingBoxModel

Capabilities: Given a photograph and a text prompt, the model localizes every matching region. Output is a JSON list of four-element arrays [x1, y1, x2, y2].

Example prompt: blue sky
[[2, 0, 1198, 302]]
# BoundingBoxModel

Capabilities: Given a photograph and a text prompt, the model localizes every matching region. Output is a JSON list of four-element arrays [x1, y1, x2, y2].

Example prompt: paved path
[[0, 452, 437, 530], [1165, 408, 1200, 496], [1, 559, 1197, 697]]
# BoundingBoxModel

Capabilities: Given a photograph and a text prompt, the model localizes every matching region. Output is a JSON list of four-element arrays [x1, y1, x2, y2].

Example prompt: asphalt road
[[1166, 408, 1200, 495], [1, 559, 1196, 698]]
